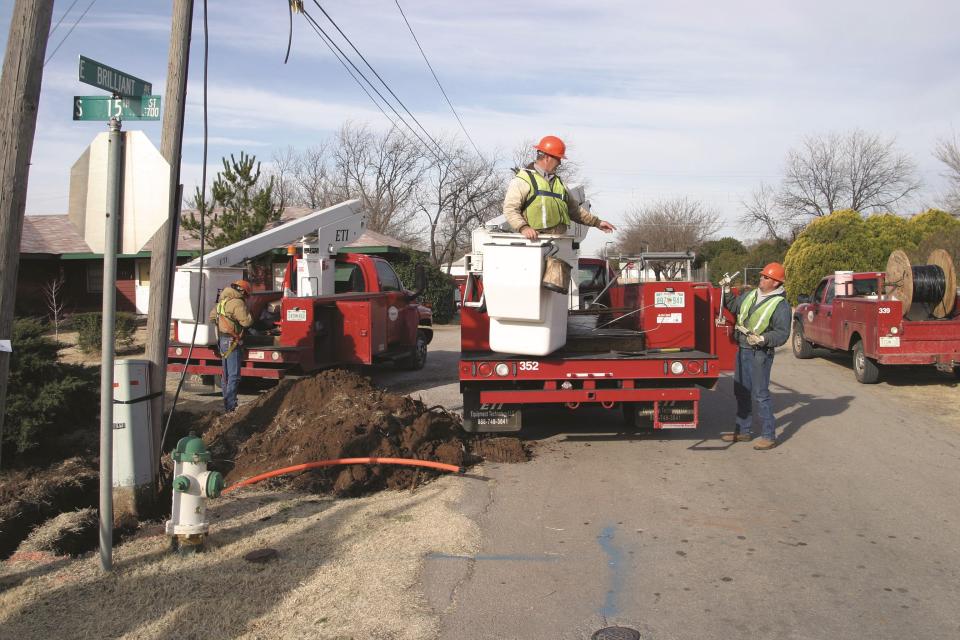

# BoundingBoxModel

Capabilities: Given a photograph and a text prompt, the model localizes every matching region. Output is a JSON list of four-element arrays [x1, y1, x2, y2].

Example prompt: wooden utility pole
[[146, 0, 194, 472], [0, 0, 55, 467]]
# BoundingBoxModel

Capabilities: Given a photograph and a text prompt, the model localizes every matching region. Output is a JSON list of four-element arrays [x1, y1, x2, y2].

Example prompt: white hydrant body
[[165, 435, 223, 551]]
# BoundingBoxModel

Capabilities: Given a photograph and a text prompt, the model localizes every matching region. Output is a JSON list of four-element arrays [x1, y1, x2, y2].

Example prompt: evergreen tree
[[182, 152, 282, 249]]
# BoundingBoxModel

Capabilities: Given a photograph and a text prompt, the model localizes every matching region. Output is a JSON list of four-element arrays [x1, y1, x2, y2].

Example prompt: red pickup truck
[[792, 272, 960, 382], [168, 253, 432, 381]]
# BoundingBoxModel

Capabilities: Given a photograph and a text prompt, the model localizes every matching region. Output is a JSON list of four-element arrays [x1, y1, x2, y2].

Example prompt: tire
[[954, 366, 960, 380], [397, 330, 428, 371], [792, 320, 814, 359], [853, 340, 880, 384]]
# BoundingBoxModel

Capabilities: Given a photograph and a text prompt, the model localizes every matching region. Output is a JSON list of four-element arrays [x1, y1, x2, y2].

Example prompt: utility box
[[112, 359, 154, 488]]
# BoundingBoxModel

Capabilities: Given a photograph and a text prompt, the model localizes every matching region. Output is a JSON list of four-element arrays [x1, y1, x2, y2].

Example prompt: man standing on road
[[721, 263, 791, 450], [503, 135, 617, 240], [209, 279, 254, 412]]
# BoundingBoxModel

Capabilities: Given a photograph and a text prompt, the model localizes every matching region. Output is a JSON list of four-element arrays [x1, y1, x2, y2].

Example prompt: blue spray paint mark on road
[[427, 552, 561, 562], [597, 525, 624, 618]]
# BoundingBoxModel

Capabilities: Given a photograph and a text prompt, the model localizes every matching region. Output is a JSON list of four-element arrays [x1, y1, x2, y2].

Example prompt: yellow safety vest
[[517, 169, 571, 230], [737, 289, 785, 335]]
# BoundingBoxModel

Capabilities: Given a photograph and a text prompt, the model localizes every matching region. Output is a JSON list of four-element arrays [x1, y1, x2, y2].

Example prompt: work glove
[[746, 333, 765, 346], [718, 274, 733, 287]]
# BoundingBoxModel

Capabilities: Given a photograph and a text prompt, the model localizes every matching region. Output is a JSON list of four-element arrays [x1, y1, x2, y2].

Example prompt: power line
[[393, 0, 483, 160], [44, 0, 97, 67], [48, 0, 81, 39], [300, 8, 445, 164], [309, 1, 450, 163]]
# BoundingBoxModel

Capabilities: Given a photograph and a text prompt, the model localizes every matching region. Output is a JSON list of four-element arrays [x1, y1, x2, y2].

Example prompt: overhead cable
[[309, 1, 451, 163], [44, 0, 98, 67], [394, 0, 484, 160], [48, 0, 81, 39], [301, 8, 446, 164]]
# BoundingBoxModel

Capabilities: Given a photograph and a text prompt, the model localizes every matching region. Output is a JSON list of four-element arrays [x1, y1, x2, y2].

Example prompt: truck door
[[805, 279, 830, 344], [375, 259, 415, 348]]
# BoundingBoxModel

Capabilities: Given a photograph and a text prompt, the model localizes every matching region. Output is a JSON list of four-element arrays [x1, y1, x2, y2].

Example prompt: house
[[16, 207, 422, 317]]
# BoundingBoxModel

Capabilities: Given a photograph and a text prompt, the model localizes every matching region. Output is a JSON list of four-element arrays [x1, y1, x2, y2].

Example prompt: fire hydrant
[[165, 434, 223, 553]]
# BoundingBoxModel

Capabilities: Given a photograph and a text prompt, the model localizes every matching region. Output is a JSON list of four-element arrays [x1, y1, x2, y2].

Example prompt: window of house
[[86, 263, 103, 293]]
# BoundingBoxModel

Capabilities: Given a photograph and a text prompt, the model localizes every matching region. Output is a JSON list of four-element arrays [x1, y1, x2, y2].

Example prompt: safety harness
[[518, 169, 571, 230], [215, 296, 245, 358]]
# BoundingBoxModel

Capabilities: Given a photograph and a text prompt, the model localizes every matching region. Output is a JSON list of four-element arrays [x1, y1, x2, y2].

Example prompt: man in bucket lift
[[721, 263, 791, 450], [209, 279, 254, 412], [503, 135, 617, 240]]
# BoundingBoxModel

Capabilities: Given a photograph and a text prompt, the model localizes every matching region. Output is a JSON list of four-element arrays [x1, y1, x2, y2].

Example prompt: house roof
[[347, 228, 413, 250], [20, 215, 90, 254]]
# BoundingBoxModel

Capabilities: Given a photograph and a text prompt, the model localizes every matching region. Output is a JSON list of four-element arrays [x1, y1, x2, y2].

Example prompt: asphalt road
[[375, 324, 960, 640]]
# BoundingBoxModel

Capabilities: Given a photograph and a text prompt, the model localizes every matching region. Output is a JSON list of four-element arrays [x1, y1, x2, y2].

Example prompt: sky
[[3, 0, 960, 256]]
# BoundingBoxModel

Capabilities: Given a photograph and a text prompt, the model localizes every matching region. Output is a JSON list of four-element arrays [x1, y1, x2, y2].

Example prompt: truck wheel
[[792, 320, 814, 359], [397, 330, 428, 371], [853, 340, 881, 384]]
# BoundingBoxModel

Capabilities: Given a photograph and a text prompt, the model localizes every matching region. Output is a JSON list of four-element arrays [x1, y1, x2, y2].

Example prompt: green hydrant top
[[172, 435, 212, 463]]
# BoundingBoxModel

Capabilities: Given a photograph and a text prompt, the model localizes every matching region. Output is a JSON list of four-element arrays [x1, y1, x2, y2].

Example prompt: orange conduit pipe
[[221, 457, 465, 494]]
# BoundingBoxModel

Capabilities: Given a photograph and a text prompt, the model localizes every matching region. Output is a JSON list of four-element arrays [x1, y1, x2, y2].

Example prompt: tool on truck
[[167, 199, 432, 382], [459, 219, 739, 432], [792, 249, 960, 383]]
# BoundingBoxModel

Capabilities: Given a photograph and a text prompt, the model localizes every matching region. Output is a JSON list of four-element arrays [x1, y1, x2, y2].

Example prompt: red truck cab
[[168, 253, 432, 381], [793, 273, 960, 382]]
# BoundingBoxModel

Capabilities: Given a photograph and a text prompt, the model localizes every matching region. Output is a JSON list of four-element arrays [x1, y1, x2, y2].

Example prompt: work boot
[[721, 432, 752, 442], [753, 438, 776, 450]]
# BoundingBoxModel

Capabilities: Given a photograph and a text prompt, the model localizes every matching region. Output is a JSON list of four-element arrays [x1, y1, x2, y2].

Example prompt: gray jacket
[[724, 289, 791, 350]]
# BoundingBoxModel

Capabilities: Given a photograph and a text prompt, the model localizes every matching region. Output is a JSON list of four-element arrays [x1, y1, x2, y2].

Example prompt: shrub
[[74, 311, 138, 353], [391, 251, 457, 324], [3, 318, 99, 458]]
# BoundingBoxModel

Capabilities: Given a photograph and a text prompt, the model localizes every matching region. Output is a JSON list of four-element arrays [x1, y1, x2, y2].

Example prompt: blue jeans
[[734, 347, 776, 441], [219, 335, 241, 412]]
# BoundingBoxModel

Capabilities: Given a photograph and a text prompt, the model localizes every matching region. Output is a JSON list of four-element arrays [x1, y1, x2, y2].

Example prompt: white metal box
[[112, 359, 154, 488]]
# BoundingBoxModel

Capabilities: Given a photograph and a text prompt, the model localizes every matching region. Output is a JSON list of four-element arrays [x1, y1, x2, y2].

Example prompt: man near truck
[[721, 263, 791, 450], [503, 135, 617, 240], [209, 279, 254, 412]]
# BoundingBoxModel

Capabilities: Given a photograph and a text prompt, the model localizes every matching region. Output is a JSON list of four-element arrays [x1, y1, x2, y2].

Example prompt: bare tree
[[934, 134, 960, 215], [294, 143, 336, 210], [740, 130, 922, 237], [739, 182, 797, 242], [619, 197, 721, 279], [331, 122, 427, 240], [42, 273, 66, 340], [267, 146, 299, 210], [781, 130, 921, 217], [416, 139, 502, 267]]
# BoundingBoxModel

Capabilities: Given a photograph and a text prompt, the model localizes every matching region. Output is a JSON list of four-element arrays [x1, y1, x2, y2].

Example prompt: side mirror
[[408, 263, 427, 299], [798, 294, 811, 304]]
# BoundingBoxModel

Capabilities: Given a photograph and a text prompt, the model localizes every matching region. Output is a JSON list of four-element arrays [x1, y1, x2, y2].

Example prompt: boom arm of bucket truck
[[171, 199, 365, 345]]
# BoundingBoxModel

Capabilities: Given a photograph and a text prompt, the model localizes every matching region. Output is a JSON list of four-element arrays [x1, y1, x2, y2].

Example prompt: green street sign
[[73, 95, 162, 121], [78, 56, 152, 97]]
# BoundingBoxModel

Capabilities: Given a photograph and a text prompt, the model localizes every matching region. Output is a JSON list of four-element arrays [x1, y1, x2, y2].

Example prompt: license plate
[[248, 350, 265, 360], [286, 309, 307, 322], [655, 291, 685, 307], [879, 336, 900, 348]]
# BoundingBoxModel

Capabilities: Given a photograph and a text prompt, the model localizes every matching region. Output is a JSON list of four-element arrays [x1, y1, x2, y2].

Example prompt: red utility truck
[[792, 272, 960, 382], [167, 201, 431, 382], [459, 241, 738, 432]]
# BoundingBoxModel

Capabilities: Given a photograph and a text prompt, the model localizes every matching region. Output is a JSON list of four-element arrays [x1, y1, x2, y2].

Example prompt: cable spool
[[884, 249, 956, 318]]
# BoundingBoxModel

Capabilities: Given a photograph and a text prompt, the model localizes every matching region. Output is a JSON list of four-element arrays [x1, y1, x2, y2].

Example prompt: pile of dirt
[[0, 457, 98, 559], [203, 370, 527, 496]]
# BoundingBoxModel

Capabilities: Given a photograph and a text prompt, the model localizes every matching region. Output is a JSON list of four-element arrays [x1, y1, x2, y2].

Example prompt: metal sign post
[[98, 117, 123, 572]]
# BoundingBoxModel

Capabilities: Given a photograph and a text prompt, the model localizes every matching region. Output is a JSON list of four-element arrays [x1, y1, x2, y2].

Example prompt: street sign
[[73, 95, 162, 121], [78, 56, 152, 97]]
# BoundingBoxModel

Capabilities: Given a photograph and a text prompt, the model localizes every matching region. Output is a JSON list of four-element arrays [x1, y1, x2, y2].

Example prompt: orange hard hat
[[533, 135, 567, 159], [232, 279, 252, 295], [760, 262, 785, 283]]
